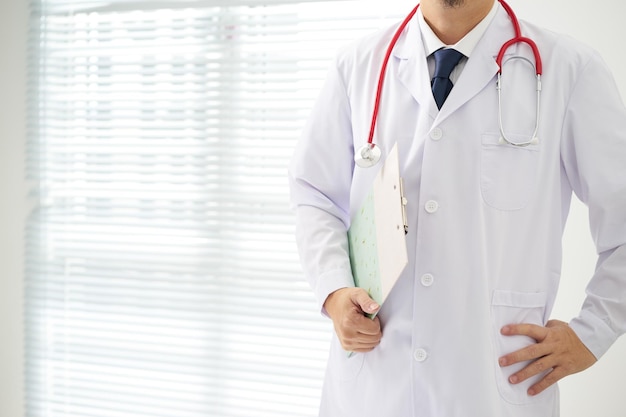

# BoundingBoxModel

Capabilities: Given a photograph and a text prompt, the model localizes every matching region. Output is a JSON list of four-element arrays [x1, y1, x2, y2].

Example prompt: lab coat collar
[[393, 16, 439, 120], [392, 3, 516, 124]]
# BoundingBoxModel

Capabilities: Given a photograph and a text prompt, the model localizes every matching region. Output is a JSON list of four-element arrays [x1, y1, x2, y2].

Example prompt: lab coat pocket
[[481, 133, 539, 211], [491, 290, 554, 405], [328, 337, 365, 382]]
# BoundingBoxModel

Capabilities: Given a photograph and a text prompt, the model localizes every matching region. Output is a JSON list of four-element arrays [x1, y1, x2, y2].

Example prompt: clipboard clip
[[399, 177, 408, 235]]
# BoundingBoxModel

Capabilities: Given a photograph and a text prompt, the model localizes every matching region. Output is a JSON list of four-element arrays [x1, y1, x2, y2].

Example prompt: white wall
[[0, 0, 28, 416], [0, 1, 624, 417]]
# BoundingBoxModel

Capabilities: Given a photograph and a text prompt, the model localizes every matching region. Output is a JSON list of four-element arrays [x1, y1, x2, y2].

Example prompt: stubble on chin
[[440, 0, 465, 8]]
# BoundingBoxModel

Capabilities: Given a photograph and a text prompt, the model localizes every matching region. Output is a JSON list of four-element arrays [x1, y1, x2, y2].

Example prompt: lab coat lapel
[[393, 18, 439, 121], [434, 5, 515, 125]]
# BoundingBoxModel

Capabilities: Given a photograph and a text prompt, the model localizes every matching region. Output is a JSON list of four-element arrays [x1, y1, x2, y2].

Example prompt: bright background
[[1, 0, 625, 416]]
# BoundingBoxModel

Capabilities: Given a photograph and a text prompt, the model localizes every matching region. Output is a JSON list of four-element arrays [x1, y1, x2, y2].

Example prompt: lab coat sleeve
[[560, 50, 626, 359], [288, 55, 356, 314]]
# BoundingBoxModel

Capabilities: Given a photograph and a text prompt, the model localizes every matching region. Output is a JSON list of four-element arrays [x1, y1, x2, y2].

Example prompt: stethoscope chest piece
[[355, 143, 382, 168]]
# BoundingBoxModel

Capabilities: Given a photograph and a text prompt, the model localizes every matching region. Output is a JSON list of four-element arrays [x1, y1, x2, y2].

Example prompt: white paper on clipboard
[[347, 142, 408, 315]]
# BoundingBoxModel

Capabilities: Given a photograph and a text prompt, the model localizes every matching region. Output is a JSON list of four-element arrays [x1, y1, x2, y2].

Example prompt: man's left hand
[[498, 319, 597, 396]]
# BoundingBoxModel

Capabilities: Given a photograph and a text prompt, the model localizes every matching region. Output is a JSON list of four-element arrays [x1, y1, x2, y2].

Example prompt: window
[[25, 1, 405, 416]]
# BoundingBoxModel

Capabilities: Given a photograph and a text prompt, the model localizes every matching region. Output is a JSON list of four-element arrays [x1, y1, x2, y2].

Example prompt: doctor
[[289, 0, 626, 416]]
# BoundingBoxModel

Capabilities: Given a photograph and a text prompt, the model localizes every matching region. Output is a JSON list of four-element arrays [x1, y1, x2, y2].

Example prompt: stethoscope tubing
[[366, 4, 420, 147], [359, 0, 543, 166]]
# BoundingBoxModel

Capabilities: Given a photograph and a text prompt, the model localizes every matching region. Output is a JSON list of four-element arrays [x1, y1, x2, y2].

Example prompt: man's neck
[[420, 0, 496, 45]]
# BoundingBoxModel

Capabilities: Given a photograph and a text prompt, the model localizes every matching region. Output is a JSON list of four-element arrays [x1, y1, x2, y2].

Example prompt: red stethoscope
[[355, 0, 543, 168]]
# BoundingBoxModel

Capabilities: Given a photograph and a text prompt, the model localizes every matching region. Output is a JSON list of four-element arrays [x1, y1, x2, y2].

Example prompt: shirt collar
[[418, 0, 499, 57]]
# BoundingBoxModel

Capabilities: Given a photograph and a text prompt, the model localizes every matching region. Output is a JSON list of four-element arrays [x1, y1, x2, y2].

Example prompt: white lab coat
[[289, 4, 626, 417]]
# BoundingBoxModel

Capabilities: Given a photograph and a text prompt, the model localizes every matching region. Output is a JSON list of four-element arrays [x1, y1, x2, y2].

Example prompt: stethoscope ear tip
[[355, 143, 382, 168]]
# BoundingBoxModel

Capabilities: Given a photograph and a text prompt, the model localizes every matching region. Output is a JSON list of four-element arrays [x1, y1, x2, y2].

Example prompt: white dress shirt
[[419, 0, 498, 83]]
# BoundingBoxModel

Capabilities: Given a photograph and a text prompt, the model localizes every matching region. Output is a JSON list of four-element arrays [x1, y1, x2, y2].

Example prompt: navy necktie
[[431, 48, 464, 109]]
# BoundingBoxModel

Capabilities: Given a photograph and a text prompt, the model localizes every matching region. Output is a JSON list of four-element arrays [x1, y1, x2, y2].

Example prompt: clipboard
[[347, 143, 408, 318]]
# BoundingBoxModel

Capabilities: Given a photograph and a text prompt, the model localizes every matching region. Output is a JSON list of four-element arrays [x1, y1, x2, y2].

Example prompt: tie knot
[[432, 48, 464, 79]]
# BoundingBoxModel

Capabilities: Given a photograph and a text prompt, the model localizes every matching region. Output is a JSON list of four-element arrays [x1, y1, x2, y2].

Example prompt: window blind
[[25, 1, 406, 416]]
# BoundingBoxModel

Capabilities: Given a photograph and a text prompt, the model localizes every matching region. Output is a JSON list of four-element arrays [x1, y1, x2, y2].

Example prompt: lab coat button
[[430, 128, 443, 141], [414, 348, 428, 362], [421, 273, 434, 287], [424, 200, 439, 213]]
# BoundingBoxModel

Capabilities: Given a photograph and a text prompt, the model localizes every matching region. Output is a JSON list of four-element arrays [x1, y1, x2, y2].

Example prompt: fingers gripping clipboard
[[348, 143, 408, 318]]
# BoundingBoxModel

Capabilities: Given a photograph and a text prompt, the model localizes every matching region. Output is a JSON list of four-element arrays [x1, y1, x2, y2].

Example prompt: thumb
[[352, 289, 380, 314]]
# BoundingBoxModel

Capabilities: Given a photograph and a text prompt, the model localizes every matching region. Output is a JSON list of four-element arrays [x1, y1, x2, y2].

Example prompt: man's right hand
[[323, 288, 382, 353]]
